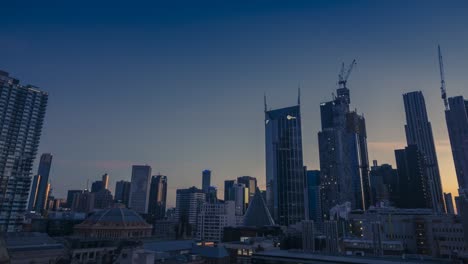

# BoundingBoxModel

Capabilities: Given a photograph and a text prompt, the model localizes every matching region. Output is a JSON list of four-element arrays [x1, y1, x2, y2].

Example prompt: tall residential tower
[[0, 70, 48, 232]]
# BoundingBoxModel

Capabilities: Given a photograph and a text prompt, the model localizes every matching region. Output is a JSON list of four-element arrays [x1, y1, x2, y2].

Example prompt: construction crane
[[338, 59, 357, 89], [438, 45, 449, 110]]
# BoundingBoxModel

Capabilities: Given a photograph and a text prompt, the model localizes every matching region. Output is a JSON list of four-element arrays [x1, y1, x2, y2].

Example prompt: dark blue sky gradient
[[1, 1, 468, 206]]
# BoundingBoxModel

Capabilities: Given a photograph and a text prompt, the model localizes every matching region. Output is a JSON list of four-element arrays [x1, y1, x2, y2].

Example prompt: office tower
[[306, 170, 321, 222], [33, 153, 53, 213], [243, 188, 275, 227], [224, 180, 236, 201], [91, 180, 104, 193], [395, 145, 431, 209], [129, 165, 152, 214], [323, 221, 340, 254], [66, 190, 83, 208], [114, 180, 131, 207], [101, 173, 109, 190], [233, 183, 248, 216], [27, 175, 41, 211], [71, 191, 95, 213], [196, 201, 236, 242], [444, 193, 455, 214], [318, 67, 370, 220], [175, 187, 205, 231], [206, 186, 218, 203], [265, 94, 306, 226], [202, 170, 211, 193], [149, 175, 168, 220], [237, 176, 257, 203], [369, 161, 398, 206], [0, 71, 48, 232], [94, 189, 113, 209], [403, 91, 444, 212]]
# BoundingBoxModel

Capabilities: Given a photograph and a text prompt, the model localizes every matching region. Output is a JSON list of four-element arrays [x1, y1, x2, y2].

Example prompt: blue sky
[[1, 1, 468, 206]]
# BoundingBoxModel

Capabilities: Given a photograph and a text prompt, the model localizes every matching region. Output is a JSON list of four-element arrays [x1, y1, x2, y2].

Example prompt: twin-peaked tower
[[264, 91, 306, 226], [318, 61, 371, 219]]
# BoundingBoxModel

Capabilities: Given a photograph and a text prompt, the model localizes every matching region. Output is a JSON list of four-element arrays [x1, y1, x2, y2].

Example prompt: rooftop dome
[[79, 208, 148, 227], [74, 208, 152, 239]]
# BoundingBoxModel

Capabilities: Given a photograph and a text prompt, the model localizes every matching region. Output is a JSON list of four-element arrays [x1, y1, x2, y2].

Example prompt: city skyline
[[2, 1, 468, 207]]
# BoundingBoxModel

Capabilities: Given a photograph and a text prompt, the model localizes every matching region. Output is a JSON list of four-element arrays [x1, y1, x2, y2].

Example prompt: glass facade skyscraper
[[33, 153, 53, 213], [129, 165, 152, 214], [0, 70, 48, 232], [265, 99, 306, 226], [149, 174, 168, 220]]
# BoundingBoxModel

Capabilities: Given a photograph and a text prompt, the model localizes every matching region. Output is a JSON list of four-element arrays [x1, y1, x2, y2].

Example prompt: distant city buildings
[[66, 190, 83, 209], [196, 201, 237, 242], [403, 91, 445, 213], [444, 193, 455, 215], [0, 70, 48, 232], [265, 94, 306, 226], [237, 176, 257, 203], [129, 165, 152, 214], [71, 191, 95, 213], [369, 161, 398, 207], [148, 174, 167, 220]]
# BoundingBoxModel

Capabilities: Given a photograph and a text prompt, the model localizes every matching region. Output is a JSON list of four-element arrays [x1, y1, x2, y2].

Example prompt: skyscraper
[[101, 173, 109, 190], [115, 180, 131, 207], [265, 94, 306, 226], [237, 176, 257, 203], [306, 170, 321, 222], [148, 175, 168, 220], [224, 180, 236, 201], [233, 183, 248, 216], [129, 165, 152, 214], [175, 186, 206, 236], [403, 91, 444, 212], [202, 170, 211, 193], [318, 69, 370, 219], [33, 153, 53, 213], [394, 145, 431, 209], [0, 71, 48, 232], [27, 175, 41, 211]]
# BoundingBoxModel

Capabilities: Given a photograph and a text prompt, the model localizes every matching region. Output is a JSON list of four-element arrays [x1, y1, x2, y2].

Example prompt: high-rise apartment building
[[0, 71, 48, 232], [403, 91, 444, 212], [265, 95, 306, 226], [115, 180, 131, 206], [149, 175, 167, 220], [202, 170, 211, 193], [318, 78, 370, 219], [129, 165, 152, 214]]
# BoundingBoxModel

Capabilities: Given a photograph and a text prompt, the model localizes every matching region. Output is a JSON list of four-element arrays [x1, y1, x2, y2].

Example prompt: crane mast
[[438, 45, 449, 110], [338, 59, 357, 89]]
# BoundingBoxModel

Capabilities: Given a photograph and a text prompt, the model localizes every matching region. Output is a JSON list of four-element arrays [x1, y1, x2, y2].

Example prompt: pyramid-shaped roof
[[243, 188, 275, 227]]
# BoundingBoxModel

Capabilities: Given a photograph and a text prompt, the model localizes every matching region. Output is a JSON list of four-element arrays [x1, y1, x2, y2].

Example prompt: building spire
[[264, 93, 267, 112]]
